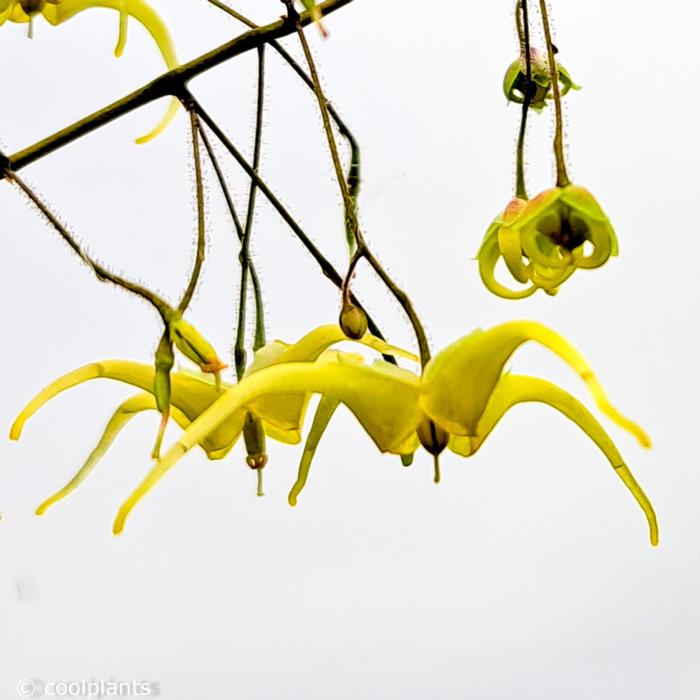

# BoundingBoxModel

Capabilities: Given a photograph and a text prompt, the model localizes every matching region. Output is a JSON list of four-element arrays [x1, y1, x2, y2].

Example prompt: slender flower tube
[[1, 0, 179, 143]]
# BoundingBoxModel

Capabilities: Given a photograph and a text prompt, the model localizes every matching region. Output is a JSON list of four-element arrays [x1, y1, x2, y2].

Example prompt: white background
[[1, 1, 699, 698]]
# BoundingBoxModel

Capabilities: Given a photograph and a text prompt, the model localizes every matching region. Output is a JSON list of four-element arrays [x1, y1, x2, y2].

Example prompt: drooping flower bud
[[339, 302, 368, 340], [417, 418, 449, 484], [503, 49, 580, 112], [168, 316, 228, 378]]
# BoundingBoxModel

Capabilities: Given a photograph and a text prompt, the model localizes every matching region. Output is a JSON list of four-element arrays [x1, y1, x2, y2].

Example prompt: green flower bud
[[168, 316, 227, 376], [503, 49, 581, 112], [339, 303, 368, 340]]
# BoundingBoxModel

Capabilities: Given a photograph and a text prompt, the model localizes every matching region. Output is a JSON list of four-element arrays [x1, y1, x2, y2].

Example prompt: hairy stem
[[5, 170, 171, 319], [538, 0, 570, 187], [2, 0, 354, 174], [287, 3, 431, 365], [178, 109, 207, 313], [196, 124, 267, 353], [235, 46, 266, 380], [515, 0, 533, 200], [188, 94, 396, 363], [207, 0, 362, 253]]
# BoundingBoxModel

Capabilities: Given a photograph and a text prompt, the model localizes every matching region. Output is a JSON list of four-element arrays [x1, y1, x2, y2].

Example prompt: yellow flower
[[2, 0, 179, 143], [39, 320, 653, 546], [478, 186, 619, 298], [11, 325, 415, 516]]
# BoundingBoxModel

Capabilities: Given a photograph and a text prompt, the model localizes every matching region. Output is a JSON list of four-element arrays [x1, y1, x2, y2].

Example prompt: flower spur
[[42, 320, 655, 546], [11, 325, 415, 516], [1, 0, 179, 143]]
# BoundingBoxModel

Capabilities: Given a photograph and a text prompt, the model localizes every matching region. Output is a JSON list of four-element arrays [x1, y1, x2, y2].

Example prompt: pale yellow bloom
[[11, 325, 415, 516], [26, 321, 652, 545]]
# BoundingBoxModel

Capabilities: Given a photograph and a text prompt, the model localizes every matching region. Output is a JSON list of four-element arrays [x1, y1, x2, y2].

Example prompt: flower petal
[[10, 360, 243, 456], [288, 395, 340, 506], [421, 321, 651, 448], [113, 361, 422, 533], [478, 225, 537, 300], [465, 374, 658, 546], [248, 325, 417, 437], [498, 224, 531, 284], [560, 185, 610, 224], [571, 220, 616, 269]]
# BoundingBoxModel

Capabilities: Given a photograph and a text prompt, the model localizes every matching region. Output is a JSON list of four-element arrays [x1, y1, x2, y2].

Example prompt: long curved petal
[[421, 321, 651, 448], [113, 361, 423, 533], [10, 360, 242, 455], [248, 325, 417, 437], [450, 374, 658, 546], [478, 225, 537, 300], [288, 395, 340, 506]]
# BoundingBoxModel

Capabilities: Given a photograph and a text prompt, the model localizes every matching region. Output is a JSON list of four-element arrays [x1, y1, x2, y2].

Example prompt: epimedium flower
[[478, 185, 619, 298], [503, 48, 580, 112], [31, 320, 656, 546], [1, 0, 179, 143], [11, 325, 416, 516]]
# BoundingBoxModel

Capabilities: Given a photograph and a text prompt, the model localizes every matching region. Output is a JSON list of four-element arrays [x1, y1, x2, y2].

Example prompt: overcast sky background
[[1, 1, 699, 698]]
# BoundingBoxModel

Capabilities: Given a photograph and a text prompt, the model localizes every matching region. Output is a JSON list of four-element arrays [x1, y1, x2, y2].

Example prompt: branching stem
[[188, 94, 397, 364], [196, 125, 267, 354], [4, 170, 171, 320], [286, 2, 431, 366], [2, 0, 354, 174]]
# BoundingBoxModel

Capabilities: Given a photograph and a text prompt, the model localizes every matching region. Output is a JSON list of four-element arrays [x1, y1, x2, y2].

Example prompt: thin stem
[[538, 0, 570, 187], [188, 94, 396, 364], [205, 0, 362, 251], [364, 249, 431, 368], [289, 2, 360, 248], [287, 5, 430, 366], [3, 0, 354, 174], [196, 124, 267, 351], [515, 0, 533, 200], [178, 109, 206, 313], [235, 46, 266, 380], [5, 170, 171, 320]]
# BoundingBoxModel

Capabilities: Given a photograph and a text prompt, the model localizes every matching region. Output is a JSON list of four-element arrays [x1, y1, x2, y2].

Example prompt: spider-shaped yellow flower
[[478, 186, 619, 298], [13, 321, 656, 545], [11, 325, 413, 515], [1, 0, 178, 143]]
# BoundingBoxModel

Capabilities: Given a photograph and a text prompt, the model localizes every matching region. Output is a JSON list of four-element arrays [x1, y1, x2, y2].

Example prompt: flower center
[[20, 0, 45, 13], [537, 205, 589, 252]]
